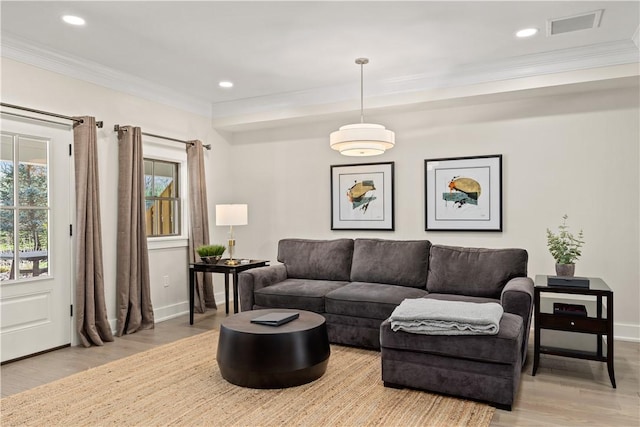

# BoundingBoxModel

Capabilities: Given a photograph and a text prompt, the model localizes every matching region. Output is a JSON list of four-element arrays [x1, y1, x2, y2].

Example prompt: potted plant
[[196, 244, 226, 264], [546, 214, 585, 277]]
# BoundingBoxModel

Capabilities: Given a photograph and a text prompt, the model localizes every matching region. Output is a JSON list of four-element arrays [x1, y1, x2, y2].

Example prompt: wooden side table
[[189, 259, 269, 324], [532, 275, 615, 388]]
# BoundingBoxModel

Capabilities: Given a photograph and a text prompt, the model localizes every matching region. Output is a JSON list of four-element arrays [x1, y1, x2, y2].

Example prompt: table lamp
[[215, 204, 248, 265]]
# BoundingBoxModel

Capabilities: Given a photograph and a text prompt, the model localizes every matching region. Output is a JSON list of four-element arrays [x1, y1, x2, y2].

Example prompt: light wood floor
[[2, 308, 639, 427]]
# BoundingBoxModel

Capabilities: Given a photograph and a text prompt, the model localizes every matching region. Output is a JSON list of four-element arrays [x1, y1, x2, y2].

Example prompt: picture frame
[[331, 162, 394, 231], [424, 154, 502, 231]]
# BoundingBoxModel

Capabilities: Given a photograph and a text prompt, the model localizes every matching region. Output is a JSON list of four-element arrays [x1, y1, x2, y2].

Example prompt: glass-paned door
[[0, 119, 72, 363]]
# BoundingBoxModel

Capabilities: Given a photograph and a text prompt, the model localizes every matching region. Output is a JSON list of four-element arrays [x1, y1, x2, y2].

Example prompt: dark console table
[[532, 275, 615, 388], [189, 259, 268, 324]]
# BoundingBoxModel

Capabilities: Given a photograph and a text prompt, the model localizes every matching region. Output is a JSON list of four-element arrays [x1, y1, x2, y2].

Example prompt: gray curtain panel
[[115, 126, 154, 335], [187, 140, 217, 311], [72, 116, 114, 347]]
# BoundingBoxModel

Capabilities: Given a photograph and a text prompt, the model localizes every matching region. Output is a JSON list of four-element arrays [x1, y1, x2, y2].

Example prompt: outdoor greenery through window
[[0, 132, 50, 281], [144, 158, 180, 237]]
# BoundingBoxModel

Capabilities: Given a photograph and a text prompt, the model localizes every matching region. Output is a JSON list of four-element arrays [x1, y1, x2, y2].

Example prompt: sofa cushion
[[426, 245, 528, 298], [325, 282, 428, 320], [350, 239, 431, 288], [254, 278, 348, 313], [380, 312, 523, 364], [278, 238, 354, 281]]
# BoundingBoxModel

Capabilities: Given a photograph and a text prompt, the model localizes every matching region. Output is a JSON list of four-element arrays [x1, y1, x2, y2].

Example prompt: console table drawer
[[539, 313, 607, 334]]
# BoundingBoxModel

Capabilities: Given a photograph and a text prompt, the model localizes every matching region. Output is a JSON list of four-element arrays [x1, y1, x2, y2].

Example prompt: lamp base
[[226, 237, 238, 265]]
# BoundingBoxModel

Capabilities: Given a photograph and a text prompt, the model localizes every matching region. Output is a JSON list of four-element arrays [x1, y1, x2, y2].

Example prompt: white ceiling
[[1, 1, 639, 130]]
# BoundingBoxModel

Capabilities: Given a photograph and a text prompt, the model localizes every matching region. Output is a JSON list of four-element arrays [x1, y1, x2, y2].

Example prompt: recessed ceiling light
[[516, 28, 538, 38], [219, 81, 234, 88], [62, 15, 86, 26]]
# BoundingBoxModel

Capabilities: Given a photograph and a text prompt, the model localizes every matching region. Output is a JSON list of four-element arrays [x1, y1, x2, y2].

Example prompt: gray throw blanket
[[389, 298, 503, 335]]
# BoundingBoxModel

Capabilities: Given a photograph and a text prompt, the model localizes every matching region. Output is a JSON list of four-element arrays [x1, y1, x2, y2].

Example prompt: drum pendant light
[[330, 58, 395, 156]]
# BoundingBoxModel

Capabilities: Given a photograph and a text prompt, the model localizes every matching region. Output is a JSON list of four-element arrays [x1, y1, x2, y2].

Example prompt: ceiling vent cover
[[548, 10, 603, 35]]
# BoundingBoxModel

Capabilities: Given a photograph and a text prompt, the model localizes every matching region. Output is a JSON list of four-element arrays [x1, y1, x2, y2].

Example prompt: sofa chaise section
[[379, 244, 533, 409]]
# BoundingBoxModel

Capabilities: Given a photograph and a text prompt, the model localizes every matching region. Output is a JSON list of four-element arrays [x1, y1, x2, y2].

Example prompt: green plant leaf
[[546, 215, 585, 264]]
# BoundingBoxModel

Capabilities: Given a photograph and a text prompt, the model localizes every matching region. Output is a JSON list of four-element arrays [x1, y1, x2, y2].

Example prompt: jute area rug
[[1, 330, 494, 427]]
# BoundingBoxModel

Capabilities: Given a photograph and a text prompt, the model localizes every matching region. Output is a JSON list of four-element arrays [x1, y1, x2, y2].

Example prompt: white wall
[[4, 58, 639, 342], [1, 59, 233, 333], [230, 87, 640, 341]]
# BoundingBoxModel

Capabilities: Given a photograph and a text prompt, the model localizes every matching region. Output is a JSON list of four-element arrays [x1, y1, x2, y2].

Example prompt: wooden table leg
[[597, 295, 603, 357], [224, 274, 230, 314], [532, 288, 541, 376], [232, 271, 239, 313], [607, 293, 616, 388], [189, 267, 195, 325]]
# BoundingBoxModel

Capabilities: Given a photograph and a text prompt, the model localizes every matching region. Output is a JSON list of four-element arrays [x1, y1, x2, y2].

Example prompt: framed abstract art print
[[424, 155, 502, 231], [331, 162, 394, 231]]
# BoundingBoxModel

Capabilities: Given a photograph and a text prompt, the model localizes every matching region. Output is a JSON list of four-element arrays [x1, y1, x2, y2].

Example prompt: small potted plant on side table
[[546, 214, 585, 277], [196, 244, 226, 264]]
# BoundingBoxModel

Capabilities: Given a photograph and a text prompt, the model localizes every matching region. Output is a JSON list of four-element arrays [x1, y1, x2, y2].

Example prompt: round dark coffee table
[[217, 309, 330, 388]]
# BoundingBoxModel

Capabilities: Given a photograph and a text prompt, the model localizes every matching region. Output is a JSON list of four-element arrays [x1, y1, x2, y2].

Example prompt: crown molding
[[212, 39, 640, 119], [1, 34, 213, 118], [212, 64, 640, 132], [2, 34, 638, 125]]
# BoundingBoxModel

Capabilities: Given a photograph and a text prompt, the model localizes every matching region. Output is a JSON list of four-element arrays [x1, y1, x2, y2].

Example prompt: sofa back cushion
[[278, 238, 354, 281], [427, 245, 528, 298], [350, 239, 431, 288]]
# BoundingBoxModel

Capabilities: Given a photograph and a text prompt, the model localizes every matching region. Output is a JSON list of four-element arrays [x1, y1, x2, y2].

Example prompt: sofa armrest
[[501, 277, 534, 363], [238, 264, 288, 312]]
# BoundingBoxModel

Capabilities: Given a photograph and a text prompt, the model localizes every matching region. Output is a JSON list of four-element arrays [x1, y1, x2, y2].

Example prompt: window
[[144, 159, 180, 237], [0, 132, 50, 281]]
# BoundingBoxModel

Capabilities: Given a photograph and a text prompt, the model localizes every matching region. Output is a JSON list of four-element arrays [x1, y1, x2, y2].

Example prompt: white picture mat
[[331, 162, 394, 230], [425, 155, 501, 231]]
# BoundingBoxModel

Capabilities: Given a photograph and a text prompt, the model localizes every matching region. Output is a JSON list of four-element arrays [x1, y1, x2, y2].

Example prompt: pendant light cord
[[356, 57, 369, 124], [360, 61, 364, 123]]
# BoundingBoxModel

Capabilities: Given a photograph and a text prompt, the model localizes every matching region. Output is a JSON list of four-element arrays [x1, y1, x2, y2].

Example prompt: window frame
[[142, 138, 188, 250], [144, 158, 180, 238]]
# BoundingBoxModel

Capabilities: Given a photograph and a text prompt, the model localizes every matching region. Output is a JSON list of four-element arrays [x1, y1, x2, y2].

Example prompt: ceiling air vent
[[547, 10, 603, 35]]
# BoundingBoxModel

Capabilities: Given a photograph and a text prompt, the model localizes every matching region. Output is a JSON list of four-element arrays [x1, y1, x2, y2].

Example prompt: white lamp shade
[[215, 204, 248, 226], [329, 123, 395, 156]]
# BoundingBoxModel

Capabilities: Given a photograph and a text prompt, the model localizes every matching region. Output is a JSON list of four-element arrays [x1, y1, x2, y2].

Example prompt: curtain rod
[[1, 111, 70, 127], [113, 124, 212, 150], [0, 102, 103, 128]]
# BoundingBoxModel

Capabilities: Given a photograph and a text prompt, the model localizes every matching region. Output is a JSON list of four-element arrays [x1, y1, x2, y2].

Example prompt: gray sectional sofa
[[237, 238, 533, 409]]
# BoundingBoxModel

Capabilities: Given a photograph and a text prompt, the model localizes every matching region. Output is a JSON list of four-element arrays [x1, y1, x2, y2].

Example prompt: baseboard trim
[[152, 291, 229, 325], [614, 322, 640, 342], [153, 302, 190, 323], [106, 301, 192, 333]]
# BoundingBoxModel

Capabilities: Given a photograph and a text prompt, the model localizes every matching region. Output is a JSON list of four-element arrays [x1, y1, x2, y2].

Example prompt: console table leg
[[607, 295, 616, 388], [233, 271, 239, 313], [189, 268, 195, 325], [597, 295, 603, 357], [532, 289, 541, 375], [224, 274, 230, 314], [607, 358, 617, 388]]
